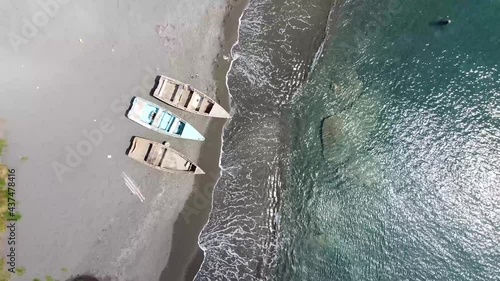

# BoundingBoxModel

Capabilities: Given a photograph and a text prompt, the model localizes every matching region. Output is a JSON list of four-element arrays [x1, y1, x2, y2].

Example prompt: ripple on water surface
[[278, 0, 500, 280]]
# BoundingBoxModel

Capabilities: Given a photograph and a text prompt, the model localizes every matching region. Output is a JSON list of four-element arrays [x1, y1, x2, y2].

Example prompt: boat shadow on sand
[[149, 75, 161, 97], [124, 136, 136, 155]]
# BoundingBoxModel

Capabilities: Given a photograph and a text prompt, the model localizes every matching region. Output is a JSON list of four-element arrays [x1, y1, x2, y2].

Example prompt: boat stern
[[127, 136, 150, 162], [127, 97, 149, 122], [126, 97, 138, 118]]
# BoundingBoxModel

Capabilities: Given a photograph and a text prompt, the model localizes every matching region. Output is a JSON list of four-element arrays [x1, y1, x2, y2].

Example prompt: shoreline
[[192, 0, 338, 278], [159, 0, 249, 280], [0, 1, 234, 280]]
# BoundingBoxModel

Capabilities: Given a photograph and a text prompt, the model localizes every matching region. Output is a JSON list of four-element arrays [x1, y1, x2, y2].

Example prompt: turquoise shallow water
[[277, 0, 500, 280]]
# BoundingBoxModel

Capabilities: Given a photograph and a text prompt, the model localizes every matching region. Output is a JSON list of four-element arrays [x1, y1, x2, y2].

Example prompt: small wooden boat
[[127, 137, 204, 174], [127, 97, 205, 141], [152, 75, 230, 118]]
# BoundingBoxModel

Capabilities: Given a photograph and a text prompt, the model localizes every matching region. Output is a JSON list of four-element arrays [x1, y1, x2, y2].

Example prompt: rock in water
[[321, 116, 350, 165], [321, 116, 339, 148]]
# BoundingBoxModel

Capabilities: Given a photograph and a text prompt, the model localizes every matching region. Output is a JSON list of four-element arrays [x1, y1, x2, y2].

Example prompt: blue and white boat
[[127, 97, 205, 141]]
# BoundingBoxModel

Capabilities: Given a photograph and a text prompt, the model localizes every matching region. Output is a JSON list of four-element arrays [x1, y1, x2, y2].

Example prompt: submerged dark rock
[[321, 115, 350, 165]]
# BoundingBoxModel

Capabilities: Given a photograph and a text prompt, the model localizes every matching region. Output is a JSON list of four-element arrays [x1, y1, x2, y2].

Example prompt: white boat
[[127, 137, 204, 174], [152, 75, 230, 118], [127, 97, 205, 141]]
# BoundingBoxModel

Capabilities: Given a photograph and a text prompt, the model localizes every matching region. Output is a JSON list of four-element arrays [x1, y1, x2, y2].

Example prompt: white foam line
[[122, 172, 145, 202], [309, 1, 336, 74], [194, 1, 250, 280]]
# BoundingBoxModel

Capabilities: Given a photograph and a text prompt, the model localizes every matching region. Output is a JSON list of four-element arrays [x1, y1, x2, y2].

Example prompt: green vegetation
[[31, 275, 60, 281], [60, 268, 68, 272], [15, 267, 25, 277], [0, 149, 9, 233], [0, 139, 6, 156], [6, 212, 21, 222], [0, 259, 11, 281], [20, 156, 29, 161]]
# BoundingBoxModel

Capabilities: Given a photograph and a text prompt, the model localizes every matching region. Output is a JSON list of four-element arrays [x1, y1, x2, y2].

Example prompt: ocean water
[[277, 0, 500, 280], [196, 0, 332, 279], [197, 0, 500, 280]]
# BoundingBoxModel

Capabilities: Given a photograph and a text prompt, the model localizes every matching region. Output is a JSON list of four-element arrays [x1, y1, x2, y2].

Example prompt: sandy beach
[[0, 0, 235, 280]]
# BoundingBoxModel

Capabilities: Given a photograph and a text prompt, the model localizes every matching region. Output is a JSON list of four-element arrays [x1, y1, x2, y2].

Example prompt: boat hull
[[127, 137, 204, 174], [126, 97, 205, 141], [153, 75, 230, 118]]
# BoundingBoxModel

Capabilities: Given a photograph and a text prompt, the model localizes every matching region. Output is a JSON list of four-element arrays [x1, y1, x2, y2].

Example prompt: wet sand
[[159, 1, 249, 280], [0, 0, 230, 280]]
